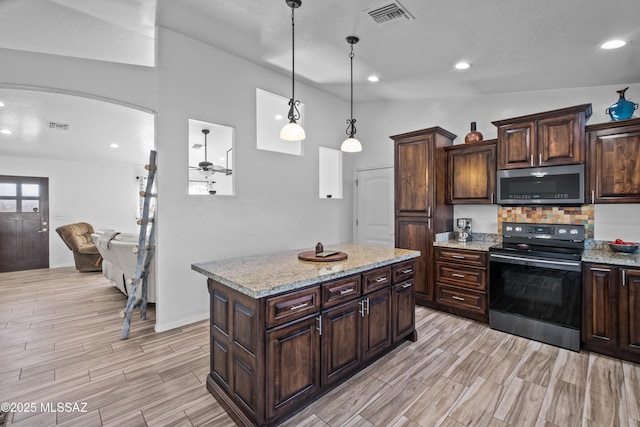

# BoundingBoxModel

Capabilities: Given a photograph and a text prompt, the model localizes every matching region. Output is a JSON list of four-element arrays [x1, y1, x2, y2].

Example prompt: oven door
[[489, 252, 582, 351]]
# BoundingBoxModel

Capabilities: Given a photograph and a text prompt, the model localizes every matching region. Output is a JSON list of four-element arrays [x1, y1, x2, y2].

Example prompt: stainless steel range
[[489, 222, 585, 351]]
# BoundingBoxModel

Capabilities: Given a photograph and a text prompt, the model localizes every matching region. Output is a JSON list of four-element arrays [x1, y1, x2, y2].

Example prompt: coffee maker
[[456, 218, 472, 242]]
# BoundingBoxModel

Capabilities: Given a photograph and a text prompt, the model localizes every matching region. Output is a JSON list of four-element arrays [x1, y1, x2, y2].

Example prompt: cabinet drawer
[[392, 261, 415, 284], [362, 266, 392, 294], [266, 287, 321, 328], [435, 262, 486, 291], [322, 275, 361, 308], [436, 284, 486, 314], [434, 247, 486, 267]]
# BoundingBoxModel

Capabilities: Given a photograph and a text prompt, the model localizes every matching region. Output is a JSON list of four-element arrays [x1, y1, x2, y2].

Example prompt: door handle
[[37, 228, 48, 233]]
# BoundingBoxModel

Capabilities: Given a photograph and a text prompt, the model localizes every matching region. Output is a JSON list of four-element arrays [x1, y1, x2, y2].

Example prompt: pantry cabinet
[[493, 104, 592, 170]]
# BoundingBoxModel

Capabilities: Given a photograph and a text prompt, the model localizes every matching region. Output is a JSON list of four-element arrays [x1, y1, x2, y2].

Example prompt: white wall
[[354, 83, 640, 240], [0, 28, 353, 332], [0, 156, 142, 267]]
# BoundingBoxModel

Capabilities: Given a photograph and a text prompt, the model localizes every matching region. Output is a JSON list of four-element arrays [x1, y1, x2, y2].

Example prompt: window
[[256, 88, 304, 155], [319, 146, 342, 199]]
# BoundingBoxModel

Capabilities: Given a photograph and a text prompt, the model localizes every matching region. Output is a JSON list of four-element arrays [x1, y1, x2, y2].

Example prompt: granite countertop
[[582, 242, 640, 268], [191, 243, 420, 299], [433, 232, 501, 252]]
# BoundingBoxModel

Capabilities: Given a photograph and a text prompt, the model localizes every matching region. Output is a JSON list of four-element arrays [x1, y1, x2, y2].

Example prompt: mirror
[[319, 146, 342, 199], [188, 119, 234, 196]]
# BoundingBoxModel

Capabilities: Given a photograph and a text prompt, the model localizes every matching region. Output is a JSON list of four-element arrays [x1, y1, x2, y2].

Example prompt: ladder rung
[[137, 218, 154, 225], [139, 191, 157, 197], [145, 164, 158, 171]]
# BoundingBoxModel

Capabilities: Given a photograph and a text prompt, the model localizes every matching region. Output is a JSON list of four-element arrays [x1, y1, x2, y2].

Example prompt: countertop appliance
[[455, 218, 472, 242], [489, 222, 585, 351], [496, 164, 584, 205]]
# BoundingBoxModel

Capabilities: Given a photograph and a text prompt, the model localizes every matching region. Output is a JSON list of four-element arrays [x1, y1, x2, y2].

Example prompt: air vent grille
[[366, 1, 414, 24], [48, 122, 70, 131]]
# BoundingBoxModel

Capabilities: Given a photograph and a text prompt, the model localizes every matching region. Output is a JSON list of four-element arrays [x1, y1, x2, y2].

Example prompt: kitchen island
[[192, 243, 420, 426]]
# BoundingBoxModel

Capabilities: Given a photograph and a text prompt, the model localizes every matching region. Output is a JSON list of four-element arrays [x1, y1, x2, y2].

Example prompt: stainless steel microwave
[[496, 164, 585, 205]]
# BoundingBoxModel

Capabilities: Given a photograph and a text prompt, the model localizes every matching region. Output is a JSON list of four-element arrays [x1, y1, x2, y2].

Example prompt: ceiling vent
[[365, 1, 414, 24], [48, 122, 70, 131]]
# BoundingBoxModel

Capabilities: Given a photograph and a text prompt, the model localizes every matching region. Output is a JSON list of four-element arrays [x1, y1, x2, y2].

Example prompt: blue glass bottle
[[606, 87, 638, 121]]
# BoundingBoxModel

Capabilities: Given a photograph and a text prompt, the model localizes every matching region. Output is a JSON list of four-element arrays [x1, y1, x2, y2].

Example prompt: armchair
[[55, 222, 102, 272]]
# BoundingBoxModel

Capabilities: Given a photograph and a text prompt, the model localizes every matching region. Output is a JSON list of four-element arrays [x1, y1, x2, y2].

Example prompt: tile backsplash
[[498, 205, 595, 239]]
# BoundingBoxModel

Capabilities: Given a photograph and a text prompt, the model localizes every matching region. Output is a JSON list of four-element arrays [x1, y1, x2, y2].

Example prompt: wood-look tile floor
[[1, 268, 639, 427]]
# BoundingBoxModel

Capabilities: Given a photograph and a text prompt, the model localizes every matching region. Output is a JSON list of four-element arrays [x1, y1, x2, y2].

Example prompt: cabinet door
[[266, 315, 321, 422], [361, 288, 392, 362], [582, 264, 618, 351], [588, 123, 640, 203], [395, 137, 431, 216], [497, 121, 536, 169], [321, 300, 361, 386], [446, 141, 496, 204], [537, 112, 584, 166], [619, 268, 640, 355], [395, 218, 433, 305], [392, 280, 415, 343]]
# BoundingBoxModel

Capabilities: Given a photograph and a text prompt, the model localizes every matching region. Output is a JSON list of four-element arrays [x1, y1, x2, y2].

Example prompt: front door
[[355, 167, 394, 247], [0, 176, 49, 272]]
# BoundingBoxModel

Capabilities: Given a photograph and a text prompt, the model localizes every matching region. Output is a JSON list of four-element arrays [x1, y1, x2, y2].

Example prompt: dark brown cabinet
[[206, 258, 416, 426], [391, 127, 455, 307], [445, 139, 496, 204], [586, 117, 640, 203], [582, 263, 640, 364], [493, 104, 592, 170], [434, 247, 488, 322]]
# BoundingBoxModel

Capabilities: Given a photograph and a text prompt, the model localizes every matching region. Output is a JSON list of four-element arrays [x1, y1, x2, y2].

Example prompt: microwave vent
[[365, 1, 414, 24]]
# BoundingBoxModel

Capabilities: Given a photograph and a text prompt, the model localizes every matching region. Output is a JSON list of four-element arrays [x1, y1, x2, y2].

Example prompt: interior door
[[355, 167, 394, 247], [0, 176, 49, 272]]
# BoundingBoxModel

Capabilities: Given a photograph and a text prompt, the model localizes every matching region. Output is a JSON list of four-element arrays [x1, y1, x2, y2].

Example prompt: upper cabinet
[[586, 117, 640, 204], [445, 139, 496, 204], [493, 104, 592, 170]]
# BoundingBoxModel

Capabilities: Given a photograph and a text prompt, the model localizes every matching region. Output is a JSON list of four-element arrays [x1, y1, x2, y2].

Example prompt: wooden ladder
[[121, 150, 157, 339]]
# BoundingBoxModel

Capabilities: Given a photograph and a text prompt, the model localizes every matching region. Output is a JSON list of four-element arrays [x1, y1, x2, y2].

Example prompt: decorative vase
[[606, 87, 638, 121], [464, 121, 483, 143]]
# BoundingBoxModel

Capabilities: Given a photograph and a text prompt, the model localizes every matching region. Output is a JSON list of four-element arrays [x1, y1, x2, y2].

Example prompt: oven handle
[[490, 253, 581, 270]]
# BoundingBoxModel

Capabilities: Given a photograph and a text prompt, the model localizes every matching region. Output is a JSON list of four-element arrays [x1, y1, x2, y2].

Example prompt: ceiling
[[1, 0, 639, 166]]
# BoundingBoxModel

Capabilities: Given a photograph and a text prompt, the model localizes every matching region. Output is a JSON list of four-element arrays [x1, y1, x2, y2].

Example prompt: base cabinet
[[582, 263, 640, 364], [207, 259, 416, 426]]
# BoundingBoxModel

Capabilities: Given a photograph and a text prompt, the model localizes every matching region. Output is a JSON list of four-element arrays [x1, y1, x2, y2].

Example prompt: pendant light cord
[[290, 7, 295, 105]]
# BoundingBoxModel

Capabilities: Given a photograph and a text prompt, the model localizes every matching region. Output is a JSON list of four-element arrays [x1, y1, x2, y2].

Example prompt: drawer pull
[[375, 277, 388, 283], [402, 282, 413, 289], [451, 273, 465, 278], [452, 255, 465, 259], [290, 302, 309, 311], [340, 288, 355, 295], [401, 268, 413, 274], [452, 296, 465, 301]]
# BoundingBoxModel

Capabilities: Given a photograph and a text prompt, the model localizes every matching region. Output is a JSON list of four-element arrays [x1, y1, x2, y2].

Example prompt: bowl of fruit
[[609, 239, 639, 254]]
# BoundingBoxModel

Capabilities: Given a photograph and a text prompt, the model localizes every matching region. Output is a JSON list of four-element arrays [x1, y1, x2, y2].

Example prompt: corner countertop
[[191, 243, 420, 299]]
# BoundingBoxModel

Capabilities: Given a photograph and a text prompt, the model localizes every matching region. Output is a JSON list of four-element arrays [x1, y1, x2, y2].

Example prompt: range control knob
[[515, 226, 522, 232], [505, 226, 513, 232], [558, 229, 567, 234], [570, 229, 579, 235]]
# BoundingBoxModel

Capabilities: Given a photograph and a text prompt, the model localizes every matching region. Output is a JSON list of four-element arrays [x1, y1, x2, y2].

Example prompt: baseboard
[[154, 311, 209, 332]]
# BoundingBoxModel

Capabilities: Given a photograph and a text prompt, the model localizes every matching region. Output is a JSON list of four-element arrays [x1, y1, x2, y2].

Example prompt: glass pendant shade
[[341, 137, 362, 152], [280, 120, 306, 141]]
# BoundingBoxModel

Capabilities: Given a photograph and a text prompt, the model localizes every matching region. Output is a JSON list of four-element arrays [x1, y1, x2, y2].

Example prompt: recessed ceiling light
[[454, 61, 471, 70], [0, 101, 5, 107], [367, 75, 380, 82], [109, 143, 119, 148], [600, 39, 626, 49], [0, 129, 12, 135], [275, 114, 283, 120]]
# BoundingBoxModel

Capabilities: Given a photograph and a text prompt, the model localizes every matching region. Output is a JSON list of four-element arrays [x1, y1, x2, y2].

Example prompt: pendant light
[[280, 0, 306, 141], [341, 36, 362, 153]]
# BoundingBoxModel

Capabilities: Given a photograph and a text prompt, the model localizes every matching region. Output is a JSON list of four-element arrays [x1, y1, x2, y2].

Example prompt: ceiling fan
[[189, 129, 232, 177]]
